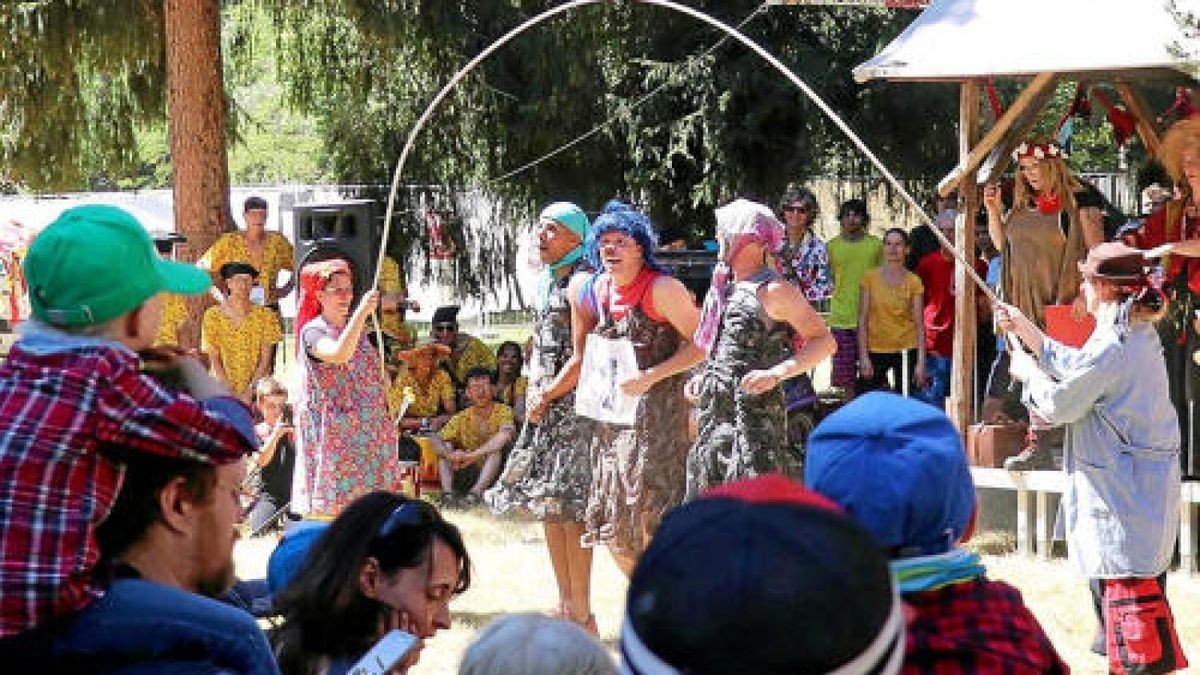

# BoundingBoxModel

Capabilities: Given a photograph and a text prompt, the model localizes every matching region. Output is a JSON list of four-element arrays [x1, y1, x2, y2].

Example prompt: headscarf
[[694, 199, 786, 353], [535, 202, 590, 311], [295, 258, 352, 354], [584, 200, 669, 275]]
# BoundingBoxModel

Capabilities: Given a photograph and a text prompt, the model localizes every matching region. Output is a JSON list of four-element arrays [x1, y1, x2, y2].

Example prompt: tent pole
[[949, 80, 981, 435]]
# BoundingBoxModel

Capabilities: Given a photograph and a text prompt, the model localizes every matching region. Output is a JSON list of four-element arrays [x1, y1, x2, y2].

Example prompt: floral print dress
[[295, 317, 397, 517]]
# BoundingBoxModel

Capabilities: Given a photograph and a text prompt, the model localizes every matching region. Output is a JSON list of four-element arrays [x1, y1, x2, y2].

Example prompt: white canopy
[[854, 0, 1200, 83]]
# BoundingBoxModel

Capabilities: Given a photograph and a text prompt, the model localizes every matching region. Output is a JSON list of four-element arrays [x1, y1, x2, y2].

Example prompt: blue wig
[[584, 200, 669, 274]]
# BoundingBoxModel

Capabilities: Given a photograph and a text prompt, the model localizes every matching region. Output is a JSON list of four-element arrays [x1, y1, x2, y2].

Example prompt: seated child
[[435, 366, 515, 505]]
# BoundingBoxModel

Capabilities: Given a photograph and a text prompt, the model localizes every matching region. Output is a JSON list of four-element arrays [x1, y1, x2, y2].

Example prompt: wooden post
[[948, 80, 981, 434]]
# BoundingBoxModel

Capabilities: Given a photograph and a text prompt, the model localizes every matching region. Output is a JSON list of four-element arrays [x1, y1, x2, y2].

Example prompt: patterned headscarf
[[694, 199, 786, 353], [295, 258, 352, 354]]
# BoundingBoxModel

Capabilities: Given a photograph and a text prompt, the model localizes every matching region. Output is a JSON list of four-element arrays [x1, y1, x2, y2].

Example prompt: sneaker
[[1003, 446, 1054, 471]]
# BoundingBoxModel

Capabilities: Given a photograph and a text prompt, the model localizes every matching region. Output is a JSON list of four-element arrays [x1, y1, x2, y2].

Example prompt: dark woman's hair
[[272, 492, 470, 673], [837, 199, 870, 224], [904, 225, 940, 270], [496, 340, 522, 361], [882, 227, 909, 244]]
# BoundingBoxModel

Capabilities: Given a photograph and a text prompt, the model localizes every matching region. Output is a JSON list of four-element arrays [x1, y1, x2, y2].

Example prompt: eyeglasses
[[433, 324, 456, 333], [323, 286, 354, 296], [377, 500, 433, 540], [783, 205, 812, 214]]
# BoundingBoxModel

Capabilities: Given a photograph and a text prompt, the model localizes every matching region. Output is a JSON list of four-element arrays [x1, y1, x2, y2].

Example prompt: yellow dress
[[387, 368, 454, 420], [201, 305, 283, 394], [198, 232, 294, 305], [497, 376, 528, 408], [153, 294, 189, 348]]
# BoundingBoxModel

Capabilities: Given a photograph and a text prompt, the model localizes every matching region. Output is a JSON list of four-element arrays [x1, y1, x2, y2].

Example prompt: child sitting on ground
[[435, 366, 516, 506]]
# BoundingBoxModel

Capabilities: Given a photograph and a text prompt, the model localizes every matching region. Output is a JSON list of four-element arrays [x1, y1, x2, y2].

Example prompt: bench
[[970, 467, 1200, 574]]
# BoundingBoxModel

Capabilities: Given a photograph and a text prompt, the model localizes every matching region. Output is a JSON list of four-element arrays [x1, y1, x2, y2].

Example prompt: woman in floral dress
[[292, 258, 397, 517], [570, 200, 704, 577]]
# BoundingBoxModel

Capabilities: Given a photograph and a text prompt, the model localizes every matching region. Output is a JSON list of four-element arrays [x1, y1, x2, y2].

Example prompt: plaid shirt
[[0, 330, 255, 638], [904, 578, 1069, 674]]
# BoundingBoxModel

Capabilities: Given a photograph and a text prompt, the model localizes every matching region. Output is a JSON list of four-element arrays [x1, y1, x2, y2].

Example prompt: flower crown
[[1013, 141, 1068, 161]]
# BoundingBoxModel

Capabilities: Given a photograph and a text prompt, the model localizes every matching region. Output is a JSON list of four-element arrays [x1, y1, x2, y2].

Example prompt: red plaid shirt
[[904, 578, 1069, 674], [0, 339, 255, 638]]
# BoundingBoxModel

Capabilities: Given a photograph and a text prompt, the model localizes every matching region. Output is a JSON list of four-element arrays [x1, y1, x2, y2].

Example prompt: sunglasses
[[433, 324, 456, 333], [377, 500, 433, 540], [783, 205, 812, 214]]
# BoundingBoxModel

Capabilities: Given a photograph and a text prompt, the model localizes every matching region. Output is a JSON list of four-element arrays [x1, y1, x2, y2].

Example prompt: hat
[[397, 337, 452, 363], [1078, 242, 1148, 284], [26, 205, 211, 326], [806, 391, 976, 557], [267, 520, 329, 594], [539, 202, 590, 240], [621, 474, 904, 675], [219, 261, 260, 280], [431, 305, 460, 325]]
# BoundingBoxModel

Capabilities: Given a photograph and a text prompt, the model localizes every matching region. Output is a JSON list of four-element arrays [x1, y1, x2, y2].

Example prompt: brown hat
[[1078, 242, 1147, 284], [397, 339, 451, 364]]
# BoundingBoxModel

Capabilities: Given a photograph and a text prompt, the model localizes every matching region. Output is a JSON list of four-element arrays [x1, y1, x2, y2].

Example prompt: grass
[[235, 510, 1200, 675]]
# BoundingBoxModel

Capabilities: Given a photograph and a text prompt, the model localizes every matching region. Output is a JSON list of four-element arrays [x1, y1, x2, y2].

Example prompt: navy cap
[[806, 391, 976, 557], [621, 475, 904, 675]]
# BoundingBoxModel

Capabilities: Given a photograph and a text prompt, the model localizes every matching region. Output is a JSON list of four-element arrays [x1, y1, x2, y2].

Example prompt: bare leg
[[438, 458, 454, 494], [562, 520, 594, 625], [543, 522, 573, 618], [468, 452, 503, 495]]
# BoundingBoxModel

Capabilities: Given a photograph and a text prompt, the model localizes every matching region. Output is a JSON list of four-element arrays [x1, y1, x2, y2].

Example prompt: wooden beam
[[1114, 82, 1163, 157], [938, 72, 1058, 197], [949, 80, 981, 435], [976, 99, 1051, 186]]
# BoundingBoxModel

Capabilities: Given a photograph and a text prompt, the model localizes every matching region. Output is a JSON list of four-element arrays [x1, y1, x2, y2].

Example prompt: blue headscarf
[[536, 202, 590, 310], [584, 200, 669, 275]]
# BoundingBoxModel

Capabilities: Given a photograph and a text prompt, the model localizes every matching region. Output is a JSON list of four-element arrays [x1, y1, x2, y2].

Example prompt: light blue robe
[[1022, 320, 1181, 578]]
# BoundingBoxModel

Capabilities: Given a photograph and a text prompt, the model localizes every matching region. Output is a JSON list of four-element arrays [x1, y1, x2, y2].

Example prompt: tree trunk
[[164, 0, 231, 348]]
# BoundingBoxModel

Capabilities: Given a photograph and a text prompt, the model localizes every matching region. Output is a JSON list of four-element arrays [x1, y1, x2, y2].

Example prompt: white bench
[[970, 467, 1200, 574]]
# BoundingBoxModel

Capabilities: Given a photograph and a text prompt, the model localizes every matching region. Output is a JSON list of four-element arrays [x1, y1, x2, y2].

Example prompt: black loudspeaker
[[657, 249, 717, 303], [293, 201, 380, 298]]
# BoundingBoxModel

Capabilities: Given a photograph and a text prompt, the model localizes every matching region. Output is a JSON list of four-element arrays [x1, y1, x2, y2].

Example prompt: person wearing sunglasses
[[777, 184, 832, 305], [429, 305, 495, 403], [293, 258, 395, 518], [272, 492, 471, 675]]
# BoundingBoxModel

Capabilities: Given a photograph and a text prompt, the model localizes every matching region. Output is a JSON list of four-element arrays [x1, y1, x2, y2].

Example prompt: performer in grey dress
[[686, 199, 835, 499], [485, 202, 596, 631]]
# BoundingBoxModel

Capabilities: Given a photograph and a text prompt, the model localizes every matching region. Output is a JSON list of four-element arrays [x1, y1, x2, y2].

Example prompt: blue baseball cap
[[806, 392, 976, 557]]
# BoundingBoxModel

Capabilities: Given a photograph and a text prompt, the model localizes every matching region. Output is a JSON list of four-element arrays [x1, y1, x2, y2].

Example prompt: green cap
[[26, 205, 212, 326]]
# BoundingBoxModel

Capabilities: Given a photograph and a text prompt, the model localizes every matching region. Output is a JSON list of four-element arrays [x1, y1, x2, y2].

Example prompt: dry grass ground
[[236, 509, 1200, 675]]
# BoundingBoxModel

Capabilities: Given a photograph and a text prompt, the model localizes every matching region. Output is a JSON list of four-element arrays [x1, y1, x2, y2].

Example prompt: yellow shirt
[[387, 368, 454, 419], [439, 403, 515, 452], [860, 268, 923, 353], [154, 293, 189, 348], [198, 232, 294, 305], [446, 334, 496, 385], [201, 304, 283, 394], [497, 376, 527, 408]]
